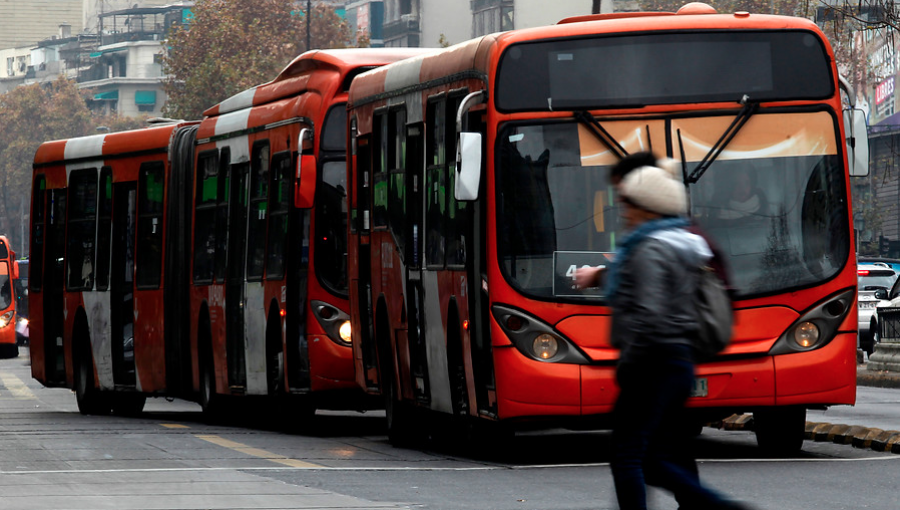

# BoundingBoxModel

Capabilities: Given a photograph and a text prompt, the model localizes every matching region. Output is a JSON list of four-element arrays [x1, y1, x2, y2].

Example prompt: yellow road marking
[[160, 423, 190, 429], [0, 372, 36, 400], [195, 434, 322, 468]]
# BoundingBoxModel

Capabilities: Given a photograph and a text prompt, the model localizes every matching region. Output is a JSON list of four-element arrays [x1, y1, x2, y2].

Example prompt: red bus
[[29, 48, 430, 417], [0, 235, 20, 358], [347, 4, 864, 451], [30, 121, 198, 414], [190, 48, 430, 414]]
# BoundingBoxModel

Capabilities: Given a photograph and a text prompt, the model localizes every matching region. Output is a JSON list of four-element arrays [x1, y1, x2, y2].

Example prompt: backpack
[[694, 265, 733, 361]]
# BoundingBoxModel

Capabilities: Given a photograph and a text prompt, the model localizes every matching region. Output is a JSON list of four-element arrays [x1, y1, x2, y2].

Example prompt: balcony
[[383, 14, 419, 41]]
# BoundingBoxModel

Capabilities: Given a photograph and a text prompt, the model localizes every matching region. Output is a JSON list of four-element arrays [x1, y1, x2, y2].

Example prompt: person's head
[[610, 151, 659, 187], [730, 170, 754, 202], [616, 152, 687, 228]]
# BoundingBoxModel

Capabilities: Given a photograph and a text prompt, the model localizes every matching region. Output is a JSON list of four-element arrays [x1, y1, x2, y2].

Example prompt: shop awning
[[93, 90, 119, 101], [135, 90, 157, 105]]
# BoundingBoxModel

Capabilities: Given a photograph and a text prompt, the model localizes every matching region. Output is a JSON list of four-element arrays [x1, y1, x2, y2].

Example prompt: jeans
[[611, 345, 730, 510]]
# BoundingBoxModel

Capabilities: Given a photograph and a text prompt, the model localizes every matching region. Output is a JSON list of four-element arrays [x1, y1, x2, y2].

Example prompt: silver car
[[858, 263, 897, 355]]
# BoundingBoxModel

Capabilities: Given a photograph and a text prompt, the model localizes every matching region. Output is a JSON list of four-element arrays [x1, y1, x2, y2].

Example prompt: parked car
[[858, 264, 898, 355], [859, 257, 900, 273]]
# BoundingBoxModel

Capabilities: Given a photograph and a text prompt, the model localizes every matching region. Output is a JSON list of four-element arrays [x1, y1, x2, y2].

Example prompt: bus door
[[110, 182, 137, 387], [353, 130, 378, 391], [405, 124, 430, 404], [225, 162, 249, 390], [43, 187, 67, 384]]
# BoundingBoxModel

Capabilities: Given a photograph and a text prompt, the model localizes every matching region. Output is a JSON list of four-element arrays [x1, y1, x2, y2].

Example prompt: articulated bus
[[31, 121, 197, 413], [191, 48, 429, 414], [347, 3, 865, 451], [30, 48, 430, 416]]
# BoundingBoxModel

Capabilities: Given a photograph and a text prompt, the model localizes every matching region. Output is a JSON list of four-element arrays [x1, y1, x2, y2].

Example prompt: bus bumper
[[493, 331, 857, 421]]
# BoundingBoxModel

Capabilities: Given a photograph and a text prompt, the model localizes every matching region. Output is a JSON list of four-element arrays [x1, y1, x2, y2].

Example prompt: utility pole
[[306, 0, 311, 51]]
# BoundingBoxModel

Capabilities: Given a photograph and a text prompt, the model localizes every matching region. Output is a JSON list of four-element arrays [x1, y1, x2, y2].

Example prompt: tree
[[0, 78, 94, 252], [162, 0, 352, 120]]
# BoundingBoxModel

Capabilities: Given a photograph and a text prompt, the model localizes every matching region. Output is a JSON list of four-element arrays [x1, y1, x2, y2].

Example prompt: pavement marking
[[195, 434, 323, 468], [0, 371, 36, 400], [160, 423, 190, 429]]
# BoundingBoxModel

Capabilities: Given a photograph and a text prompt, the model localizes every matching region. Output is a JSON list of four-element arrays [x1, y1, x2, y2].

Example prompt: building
[[373, 0, 595, 49], [0, 0, 83, 49]]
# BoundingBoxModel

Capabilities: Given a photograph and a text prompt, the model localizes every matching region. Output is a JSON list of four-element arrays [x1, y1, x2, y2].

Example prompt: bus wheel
[[754, 406, 806, 454], [74, 354, 110, 415], [111, 394, 146, 416], [199, 358, 223, 418], [383, 361, 422, 447]]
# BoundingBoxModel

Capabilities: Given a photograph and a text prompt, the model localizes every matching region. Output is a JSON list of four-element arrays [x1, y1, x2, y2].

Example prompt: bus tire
[[377, 309, 421, 447], [74, 350, 110, 415], [446, 308, 469, 418], [754, 406, 806, 454], [199, 357, 223, 418], [266, 308, 283, 395]]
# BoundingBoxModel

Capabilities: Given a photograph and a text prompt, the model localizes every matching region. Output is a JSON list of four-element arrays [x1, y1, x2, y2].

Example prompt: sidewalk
[[857, 361, 900, 389]]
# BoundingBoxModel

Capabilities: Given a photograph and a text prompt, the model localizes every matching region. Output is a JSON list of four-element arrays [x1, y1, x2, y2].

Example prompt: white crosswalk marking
[[0, 371, 36, 400]]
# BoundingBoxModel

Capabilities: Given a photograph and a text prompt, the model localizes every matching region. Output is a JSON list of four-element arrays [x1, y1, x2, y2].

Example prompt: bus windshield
[[0, 261, 11, 310], [496, 112, 849, 300]]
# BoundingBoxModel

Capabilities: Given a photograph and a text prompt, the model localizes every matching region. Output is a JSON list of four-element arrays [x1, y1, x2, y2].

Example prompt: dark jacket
[[609, 228, 712, 365]]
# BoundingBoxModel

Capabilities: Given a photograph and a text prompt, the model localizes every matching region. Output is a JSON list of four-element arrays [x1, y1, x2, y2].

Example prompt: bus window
[[316, 160, 348, 293], [266, 152, 291, 280], [373, 112, 389, 229], [425, 97, 446, 268], [247, 142, 270, 281], [66, 168, 98, 291], [136, 162, 165, 289], [194, 151, 219, 284], [388, 108, 407, 257], [214, 148, 231, 282], [96, 168, 112, 291]]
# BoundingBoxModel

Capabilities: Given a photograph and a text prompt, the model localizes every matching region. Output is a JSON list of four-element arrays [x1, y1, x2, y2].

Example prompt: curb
[[706, 364, 900, 454]]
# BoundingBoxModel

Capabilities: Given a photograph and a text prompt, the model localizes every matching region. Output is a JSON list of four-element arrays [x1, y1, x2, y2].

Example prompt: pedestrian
[[578, 152, 749, 510]]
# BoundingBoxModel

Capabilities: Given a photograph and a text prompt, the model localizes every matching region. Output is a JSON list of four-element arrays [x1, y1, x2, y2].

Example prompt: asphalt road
[[1, 352, 899, 510]]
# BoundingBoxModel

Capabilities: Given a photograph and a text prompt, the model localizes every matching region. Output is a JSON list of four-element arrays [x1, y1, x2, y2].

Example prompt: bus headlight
[[792, 321, 820, 348], [768, 289, 853, 355], [339, 321, 352, 343], [492, 304, 590, 364], [0, 311, 13, 328], [532, 334, 559, 359]]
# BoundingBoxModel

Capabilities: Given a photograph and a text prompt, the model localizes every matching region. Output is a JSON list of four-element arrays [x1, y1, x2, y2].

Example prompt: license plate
[[691, 377, 708, 398], [860, 302, 878, 309]]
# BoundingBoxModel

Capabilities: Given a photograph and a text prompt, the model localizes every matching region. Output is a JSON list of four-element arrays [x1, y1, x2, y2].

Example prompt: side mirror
[[845, 107, 869, 177], [295, 128, 316, 209], [455, 132, 482, 201]]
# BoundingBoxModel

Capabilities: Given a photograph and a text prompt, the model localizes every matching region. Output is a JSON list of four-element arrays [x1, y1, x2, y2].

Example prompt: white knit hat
[[618, 158, 687, 216]]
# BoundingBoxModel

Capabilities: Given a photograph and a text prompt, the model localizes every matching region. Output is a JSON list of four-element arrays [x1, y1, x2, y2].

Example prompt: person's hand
[[573, 266, 604, 290]]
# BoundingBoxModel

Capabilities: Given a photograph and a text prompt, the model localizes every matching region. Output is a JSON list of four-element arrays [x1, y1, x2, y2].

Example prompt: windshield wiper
[[686, 95, 758, 184], [574, 110, 628, 160]]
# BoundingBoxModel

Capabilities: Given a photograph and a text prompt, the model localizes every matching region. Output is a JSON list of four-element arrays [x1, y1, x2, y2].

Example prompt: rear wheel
[[199, 356, 223, 417], [74, 353, 110, 415], [754, 406, 806, 454]]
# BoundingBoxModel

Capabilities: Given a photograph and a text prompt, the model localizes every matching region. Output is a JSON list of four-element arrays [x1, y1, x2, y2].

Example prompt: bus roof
[[204, 48, 434, 118], [348, 7, 822, 108], [33, 121, 197, 167]]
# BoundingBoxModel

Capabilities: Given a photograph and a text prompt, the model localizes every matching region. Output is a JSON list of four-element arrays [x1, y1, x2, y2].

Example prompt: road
[[1, 352, 898, 510]]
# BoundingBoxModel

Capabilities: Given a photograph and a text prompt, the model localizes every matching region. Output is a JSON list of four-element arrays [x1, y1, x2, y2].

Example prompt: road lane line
[[195, 434, 323, 468], [0, 372, 36, 400], [160, 423, 190, 429]]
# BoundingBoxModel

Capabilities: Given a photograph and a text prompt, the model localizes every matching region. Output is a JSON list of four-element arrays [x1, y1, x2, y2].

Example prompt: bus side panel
[[134, 288, 166, 393], [773, 332, 856, 406], [29, 298, 46, 383]]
